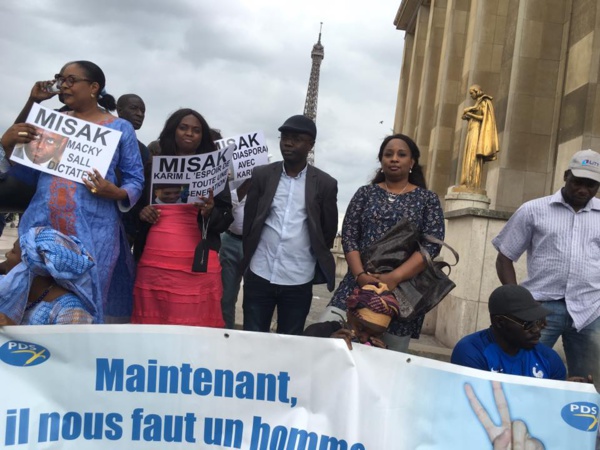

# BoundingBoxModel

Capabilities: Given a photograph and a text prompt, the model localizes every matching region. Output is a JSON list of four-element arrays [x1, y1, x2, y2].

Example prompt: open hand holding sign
[[465, 381, 544, 449]]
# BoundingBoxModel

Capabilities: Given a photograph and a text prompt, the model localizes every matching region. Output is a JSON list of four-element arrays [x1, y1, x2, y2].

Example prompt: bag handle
[[421, 234, 459, 266], [416, 235, 459, 278]]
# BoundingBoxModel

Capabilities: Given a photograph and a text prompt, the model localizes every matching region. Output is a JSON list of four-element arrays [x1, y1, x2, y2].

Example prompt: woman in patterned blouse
[[326, 134, 445, 352]]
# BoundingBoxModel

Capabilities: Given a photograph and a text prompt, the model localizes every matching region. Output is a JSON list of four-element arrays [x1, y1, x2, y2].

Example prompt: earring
[[90, 93, 95, 98], [410, 167, 413, 173]]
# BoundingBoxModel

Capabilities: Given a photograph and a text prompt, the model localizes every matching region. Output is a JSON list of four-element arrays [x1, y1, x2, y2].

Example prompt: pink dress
[[132, 205, 224, 327]]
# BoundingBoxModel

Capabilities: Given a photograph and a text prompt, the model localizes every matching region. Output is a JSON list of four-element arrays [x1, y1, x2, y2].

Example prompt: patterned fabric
[[346, 282, 399, 328], [0, 227, 96, 324], [328, 184, 445, 338], [22, 293, 94, 325], [492, 190, 600, 331], [17, 117, 144, 323], [21, 227, 94, 279]]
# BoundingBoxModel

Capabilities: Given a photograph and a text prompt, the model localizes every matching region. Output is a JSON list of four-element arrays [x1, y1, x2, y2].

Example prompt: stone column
[[487, 0, 571, 210], [427, 0, 471, 196], [414, 0, 448, 174], [555, 0, 600, 191], [402, 5, 431, 137], [394, 34, 415, 132]]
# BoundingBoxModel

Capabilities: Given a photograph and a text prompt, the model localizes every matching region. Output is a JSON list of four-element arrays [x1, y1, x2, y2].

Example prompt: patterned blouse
[[328, 184, 445, 338]]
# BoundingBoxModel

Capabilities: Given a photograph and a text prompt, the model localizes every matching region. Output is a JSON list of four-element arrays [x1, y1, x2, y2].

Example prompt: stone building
[[393, 0, 600, 347]]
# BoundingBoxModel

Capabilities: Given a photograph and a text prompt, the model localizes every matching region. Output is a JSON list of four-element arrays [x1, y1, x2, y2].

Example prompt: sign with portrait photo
[[149, 144, 234, 205], [10, 104, 121, 183], [215, 131, 269, 181]]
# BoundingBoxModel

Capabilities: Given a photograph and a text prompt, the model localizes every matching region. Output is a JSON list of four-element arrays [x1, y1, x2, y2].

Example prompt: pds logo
[[0, 340, 51, 367], [561, 402, 599, 432]]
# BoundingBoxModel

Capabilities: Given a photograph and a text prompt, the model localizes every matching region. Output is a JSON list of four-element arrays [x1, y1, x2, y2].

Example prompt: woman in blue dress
[[1, 61, 144, 323], [326, 134, 445, 352]]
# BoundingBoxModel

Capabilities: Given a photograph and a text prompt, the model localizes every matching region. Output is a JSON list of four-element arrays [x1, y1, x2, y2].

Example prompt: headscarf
[[0, 227, 96, 323], [346, 282, 400, 329]]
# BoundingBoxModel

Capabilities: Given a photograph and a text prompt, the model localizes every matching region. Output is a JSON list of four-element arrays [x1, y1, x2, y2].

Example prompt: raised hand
[[465, 381, 544, 449]]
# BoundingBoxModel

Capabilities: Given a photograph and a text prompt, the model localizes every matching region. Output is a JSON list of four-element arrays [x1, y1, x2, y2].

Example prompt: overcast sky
[[0, 0, 405, 226]]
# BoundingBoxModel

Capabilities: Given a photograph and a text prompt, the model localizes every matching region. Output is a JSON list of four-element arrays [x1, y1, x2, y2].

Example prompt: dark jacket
[[242, 162, 338, 291]]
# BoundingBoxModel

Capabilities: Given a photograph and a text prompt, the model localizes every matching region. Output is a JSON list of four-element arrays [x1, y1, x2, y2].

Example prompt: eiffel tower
[[303, 23, 324, 166]]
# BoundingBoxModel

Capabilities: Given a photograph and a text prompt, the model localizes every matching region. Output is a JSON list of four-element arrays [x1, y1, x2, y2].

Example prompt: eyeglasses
[[54, 74, 93, 88], [498, 315, 546, 331], [279, 133, 312, 145]]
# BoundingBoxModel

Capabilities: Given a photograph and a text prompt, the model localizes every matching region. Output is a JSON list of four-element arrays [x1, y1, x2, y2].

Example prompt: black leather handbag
[[361, 218, 459, 321]]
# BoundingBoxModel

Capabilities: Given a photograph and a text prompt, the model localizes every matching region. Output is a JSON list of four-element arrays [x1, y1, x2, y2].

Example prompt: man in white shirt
[[492, 149, 600, 386], [241, 115, 338, 335]]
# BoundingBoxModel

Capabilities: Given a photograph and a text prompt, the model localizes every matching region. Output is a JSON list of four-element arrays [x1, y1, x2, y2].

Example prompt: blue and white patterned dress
[[16, 118, 144, 323], [328, 184, 445, 338]]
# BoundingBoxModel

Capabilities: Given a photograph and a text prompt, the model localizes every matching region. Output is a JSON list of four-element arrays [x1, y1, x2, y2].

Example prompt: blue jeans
[[539, 300, 600, 383], [219, 232, 244, 329], [243, 270, 313, 335]]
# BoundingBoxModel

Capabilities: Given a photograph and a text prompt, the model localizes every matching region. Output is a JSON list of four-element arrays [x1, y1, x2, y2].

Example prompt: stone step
[[408, 335, 452, 363]]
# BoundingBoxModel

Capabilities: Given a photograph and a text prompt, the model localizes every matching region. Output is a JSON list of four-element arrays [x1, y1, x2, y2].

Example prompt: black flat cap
[[278, 115, 317, 140]]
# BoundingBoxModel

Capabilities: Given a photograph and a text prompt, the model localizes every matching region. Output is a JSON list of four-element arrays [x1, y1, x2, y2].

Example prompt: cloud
[[0, 0, 404, 223]]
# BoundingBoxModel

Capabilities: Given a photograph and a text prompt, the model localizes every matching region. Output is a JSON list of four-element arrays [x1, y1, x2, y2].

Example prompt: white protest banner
[[0, 325, 598, 449], [10, 103, 121, 183], [215, 131, 269, 181], [150, 145, 233, 205]]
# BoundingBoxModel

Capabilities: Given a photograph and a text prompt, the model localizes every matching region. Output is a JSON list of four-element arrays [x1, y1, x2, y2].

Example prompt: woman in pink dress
[[132, 109, 232, 326]]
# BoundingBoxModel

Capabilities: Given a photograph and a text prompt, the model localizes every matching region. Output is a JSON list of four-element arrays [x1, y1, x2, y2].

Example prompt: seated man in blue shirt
[[451, 284, 566, 380]]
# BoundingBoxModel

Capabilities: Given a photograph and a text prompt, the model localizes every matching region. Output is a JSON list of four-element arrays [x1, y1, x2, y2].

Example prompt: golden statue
[[460, 85, 499, 190]]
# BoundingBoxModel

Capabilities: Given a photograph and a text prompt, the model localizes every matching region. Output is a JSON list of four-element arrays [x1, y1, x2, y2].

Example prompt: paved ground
[[0, 222, 451, 361], [234, 273, 451, 361], [0, 222, 18, 255]]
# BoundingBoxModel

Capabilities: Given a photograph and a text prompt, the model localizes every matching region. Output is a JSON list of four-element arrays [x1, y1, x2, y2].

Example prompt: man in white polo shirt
[[492, 149, 600, 387]]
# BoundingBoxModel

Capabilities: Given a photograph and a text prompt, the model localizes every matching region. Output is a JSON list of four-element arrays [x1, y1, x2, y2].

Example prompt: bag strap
[[415, 235, 459, 278], [421, 234, 459, 266]]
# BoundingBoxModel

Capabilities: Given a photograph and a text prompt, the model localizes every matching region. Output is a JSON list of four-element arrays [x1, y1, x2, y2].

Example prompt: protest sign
[[10, 104, 121, 183], [215, 131, 268, 181], [150, 145, 233, 205], [0, 325, 597, 449]]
